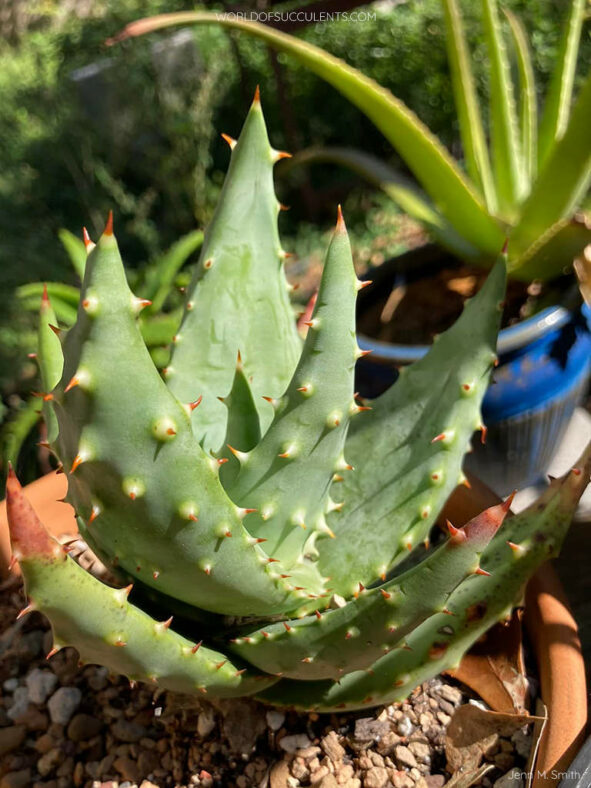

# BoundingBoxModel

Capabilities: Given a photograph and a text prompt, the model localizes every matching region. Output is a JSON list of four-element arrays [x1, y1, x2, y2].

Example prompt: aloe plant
[[111, 0, 591, 282], [7, 98, 590, 711]]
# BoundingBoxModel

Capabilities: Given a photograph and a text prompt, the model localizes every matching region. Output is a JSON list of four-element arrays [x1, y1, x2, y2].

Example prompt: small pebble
[[87, 666, 109, 691], [0, 726, 26, 757], [111, 719, 147, 743], [437, 685, 462, 705], [26, 669, 58, 705], [397, 716, 414, 738], [197, 709, 216, 738], [395, 745, 418, 769], [364, 766, 389, 787], [266, 710, 286, 732], [67, 713, 104, 742], [3, 678, 19, 693], [511, 729, 532, 759], [409, 741, 431, 765], [37, 747, 61, 777], [279, 733, 312, 753], [47, 687, 82, 725], [7, 688, 30, 721]]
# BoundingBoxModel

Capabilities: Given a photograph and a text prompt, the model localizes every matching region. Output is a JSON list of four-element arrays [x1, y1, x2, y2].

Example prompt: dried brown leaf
[[445, 610, 529, 713], [445, 703, 543, 775]]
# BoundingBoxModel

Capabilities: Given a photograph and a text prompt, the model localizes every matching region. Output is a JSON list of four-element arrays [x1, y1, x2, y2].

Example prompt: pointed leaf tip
[[104, 210, 114, 236], [42, 283, 49, 303], [82, 227, 93, 248], [502, 238, 509, 255], [336, 204, 346, 233], [463, 497, 512, 547], [6, 467, 60, 560], [253, 84, 261, 103], [502, 490, 516, 512]]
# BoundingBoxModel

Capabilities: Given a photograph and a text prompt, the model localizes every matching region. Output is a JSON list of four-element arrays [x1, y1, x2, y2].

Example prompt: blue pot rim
[[357, 304, 574, 363]]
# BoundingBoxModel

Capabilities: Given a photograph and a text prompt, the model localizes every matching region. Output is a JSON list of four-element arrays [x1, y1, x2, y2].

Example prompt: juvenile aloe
[[112, 0, 591, 281], [7, 97, 590, 711]]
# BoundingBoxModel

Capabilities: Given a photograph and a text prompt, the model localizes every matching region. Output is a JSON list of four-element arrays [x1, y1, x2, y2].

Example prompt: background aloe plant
[[7, 97, 591, 711], [113, 0, 591, 282]]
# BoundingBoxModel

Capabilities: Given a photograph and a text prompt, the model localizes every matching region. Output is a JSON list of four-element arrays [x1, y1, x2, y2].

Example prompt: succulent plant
[[113, 0, 591, 282], [6, 96, 591, 711]]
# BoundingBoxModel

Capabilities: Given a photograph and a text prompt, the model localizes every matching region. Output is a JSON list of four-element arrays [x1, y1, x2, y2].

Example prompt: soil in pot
[[355, 249, 572, 348]]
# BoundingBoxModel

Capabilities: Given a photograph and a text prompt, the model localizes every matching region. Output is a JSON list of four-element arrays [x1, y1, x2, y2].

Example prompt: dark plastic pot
[[356, 246, 591, 495]]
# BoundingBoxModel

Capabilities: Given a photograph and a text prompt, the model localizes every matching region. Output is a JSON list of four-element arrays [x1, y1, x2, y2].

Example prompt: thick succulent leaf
[[317, 258, 506, 597], [5, 470, 277, 697], [58, 228, 86, 279], [510, 71, 591, 263], [537, 0, 585, 169], [257, 446, 590, 710], [291, 147, 480, 261], [1, 397, 42, 469], [19, 283, 80, 326], [217, 357, 261, 488], [508, 214, 591, 282], [165, 95, 301, 453], [139, 229, 204, 312], [481, 0, 525, 213], [19, 282, 81, 309], [50, 223, 309, 617], [18, 283, 181, 348], [226, 214, 358, 575], [137, 309, 181, 348], [504, 8, 537, 186], [230, 499, 510, 680], [113, 12, 505, 259], [442, 0, 497, 211], [38, 287, 64, 444]]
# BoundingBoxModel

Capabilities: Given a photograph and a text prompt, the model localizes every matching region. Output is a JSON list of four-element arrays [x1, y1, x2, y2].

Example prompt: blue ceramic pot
[[355, 252, 591, 495]]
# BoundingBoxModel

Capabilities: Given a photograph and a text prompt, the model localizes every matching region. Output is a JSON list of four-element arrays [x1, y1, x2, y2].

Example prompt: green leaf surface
[[504, 8, 537, 186], [58, 228, 87, 279], [38, 288, 64, 443], [51, 227, 310, 617], [140, 229, 204, 312], [165, 96, 301, 453], [318, 259, 506, 597], [538, 0, 585, 169], [510, 72, 591, 262], [442, 0, 496, 211], [257, 447, 590, 710], [508, 214, 591, 281], [226, 215, 358, 572], [230, 499, 510, 680], [1, 397, 42, 469], [481, 0, 525, 213]]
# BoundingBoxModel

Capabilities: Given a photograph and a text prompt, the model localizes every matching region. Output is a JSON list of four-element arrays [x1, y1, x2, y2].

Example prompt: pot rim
[[357, 304, 572, 362]]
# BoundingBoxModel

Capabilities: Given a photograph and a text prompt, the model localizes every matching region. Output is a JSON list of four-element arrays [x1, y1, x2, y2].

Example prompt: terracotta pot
[[0, 471, 586, 783], [0, 471, 74, 579]]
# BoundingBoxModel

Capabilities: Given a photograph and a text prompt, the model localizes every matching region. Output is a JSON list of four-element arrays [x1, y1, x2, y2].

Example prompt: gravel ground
[[0, 571, 532, 788]]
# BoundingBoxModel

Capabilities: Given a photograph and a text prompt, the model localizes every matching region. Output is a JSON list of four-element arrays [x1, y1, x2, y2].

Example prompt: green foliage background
[[1, 0, 589, 399]]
